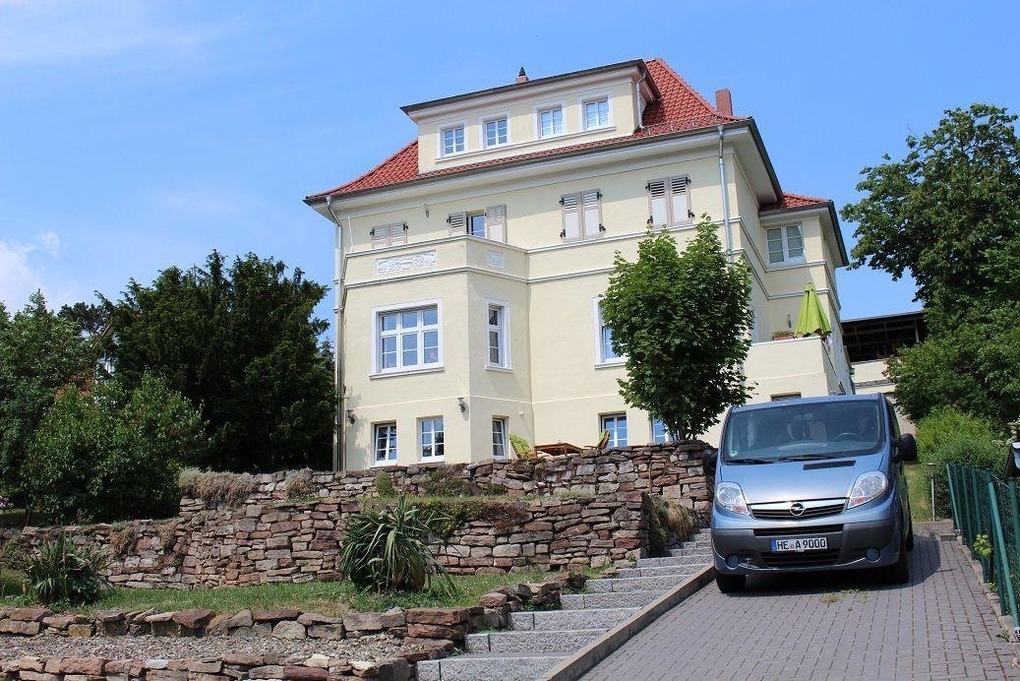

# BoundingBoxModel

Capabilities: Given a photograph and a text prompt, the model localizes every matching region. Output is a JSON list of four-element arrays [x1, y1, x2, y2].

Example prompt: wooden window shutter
[[582, 190, 602, 237], [561, 193, 581, 240], [485, 205, 507, 242], [390, 223, 407, 246], [371, 225, 390, 248], [670, 176, 690, 223], [647, 179, 668, 226], [448, 211, 467, 236]]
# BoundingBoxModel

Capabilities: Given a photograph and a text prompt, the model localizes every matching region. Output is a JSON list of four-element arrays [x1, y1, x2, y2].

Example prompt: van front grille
[[762, 550, 841, 568], [750, 499, 846, 520], [754, 524, 843, 537]]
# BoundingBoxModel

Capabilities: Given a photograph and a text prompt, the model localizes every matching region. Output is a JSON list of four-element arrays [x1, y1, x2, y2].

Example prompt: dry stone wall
[[16, 443, 709, 589]]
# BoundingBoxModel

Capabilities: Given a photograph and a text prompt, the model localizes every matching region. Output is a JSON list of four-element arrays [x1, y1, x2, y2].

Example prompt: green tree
[[841, 104, 1020, 425], [0, 293, 95, 505], [24, 373, 205, 524], [840, 104, 1020, 326], [105, 251, 335, 473], [600, 219, 753, 440]]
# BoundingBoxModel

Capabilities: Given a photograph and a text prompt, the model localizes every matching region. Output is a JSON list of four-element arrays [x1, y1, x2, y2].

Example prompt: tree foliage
[[104, 251, 335, 473], [841, 104, 1020, 325], [24, 373, 205, 524], [841, 104, 1020, 426], [600, 219, 753, 440], [0, 293, 96, 504]]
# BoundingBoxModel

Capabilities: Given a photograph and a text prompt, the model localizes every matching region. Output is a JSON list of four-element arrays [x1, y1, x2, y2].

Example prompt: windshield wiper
[[727, 457, 773, 464], [777, 453, 849, 461]]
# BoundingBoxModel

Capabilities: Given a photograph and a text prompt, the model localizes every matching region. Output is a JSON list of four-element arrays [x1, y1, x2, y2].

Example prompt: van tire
[[884, 542, 910, 585], [905, 525, 914, 551], [716, 572, 745, 593]]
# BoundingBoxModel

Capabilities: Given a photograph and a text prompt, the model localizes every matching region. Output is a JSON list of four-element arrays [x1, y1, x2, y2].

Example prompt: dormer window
[[539, 106, 563, 138], [485, 117, 508, 147], [583, 97, 610, 130], [441, 125, 465, 156]]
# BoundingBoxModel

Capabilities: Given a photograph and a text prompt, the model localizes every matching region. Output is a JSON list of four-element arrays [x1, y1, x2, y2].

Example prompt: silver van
[[703, 394, 917, 592]]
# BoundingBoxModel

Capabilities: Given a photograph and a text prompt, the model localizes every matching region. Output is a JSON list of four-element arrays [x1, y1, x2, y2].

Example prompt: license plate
[[770, 537, 827, 552]]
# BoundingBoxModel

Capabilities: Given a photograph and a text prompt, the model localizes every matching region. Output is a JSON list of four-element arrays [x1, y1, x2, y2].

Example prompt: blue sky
[[2, 1, 1018, 340]]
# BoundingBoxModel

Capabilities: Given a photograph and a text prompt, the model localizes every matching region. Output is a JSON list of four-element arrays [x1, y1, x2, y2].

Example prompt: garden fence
[[947, 463, 1020, 638]]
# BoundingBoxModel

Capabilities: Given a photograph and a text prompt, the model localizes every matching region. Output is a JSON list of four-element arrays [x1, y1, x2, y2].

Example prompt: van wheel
[[884, 542, 910, 585], [905, 525, 915, 551], [716, 572, 745, 593]]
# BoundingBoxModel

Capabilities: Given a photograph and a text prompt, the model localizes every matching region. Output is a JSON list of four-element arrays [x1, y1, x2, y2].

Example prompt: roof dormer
[[401, 59, 658, 174]]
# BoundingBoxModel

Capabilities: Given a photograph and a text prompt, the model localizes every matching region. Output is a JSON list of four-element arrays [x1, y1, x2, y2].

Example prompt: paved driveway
[[583, 524, 1017, 680]]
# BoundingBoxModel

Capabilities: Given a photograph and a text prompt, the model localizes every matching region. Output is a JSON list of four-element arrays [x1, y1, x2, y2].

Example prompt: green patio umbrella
[[794, 283, 831, 337]]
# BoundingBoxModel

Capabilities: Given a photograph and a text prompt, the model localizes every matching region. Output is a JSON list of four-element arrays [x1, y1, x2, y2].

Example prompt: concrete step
[[615, 562, 709, 579], [671, 544, 713, 557], [465, 627, 606, 654], [630, 553, 710, 570], [587, 571, 698, 593], [416, 653, 567, 681], [510, 606, 638, 631], [560, 590, 663, 610]]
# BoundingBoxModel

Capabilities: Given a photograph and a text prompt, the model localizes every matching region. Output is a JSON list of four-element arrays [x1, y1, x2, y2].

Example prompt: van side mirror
[[895, 434, 917, 462], [703, 447, 718, 476]]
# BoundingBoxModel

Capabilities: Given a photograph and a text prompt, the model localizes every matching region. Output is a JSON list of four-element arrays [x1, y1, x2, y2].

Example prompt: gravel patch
[[0, 631, 427, 664]]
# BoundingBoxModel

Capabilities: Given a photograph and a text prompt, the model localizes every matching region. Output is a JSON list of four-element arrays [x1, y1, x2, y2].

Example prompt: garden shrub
[[422, 466, 478, 497], [647, 496, 695, 557], [24, 374, 205, 524], [374, 471, 397, 497], [339, 496, 454, 594], [917, 407, 1004, 517], [178, 468, 257, 506], [25, 533, 109, 606], [285, 468, 315, 499]]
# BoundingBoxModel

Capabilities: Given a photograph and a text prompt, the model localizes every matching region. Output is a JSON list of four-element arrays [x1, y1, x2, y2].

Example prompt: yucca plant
[[339, 497, 454, 594], [24, 533, 110, 606]]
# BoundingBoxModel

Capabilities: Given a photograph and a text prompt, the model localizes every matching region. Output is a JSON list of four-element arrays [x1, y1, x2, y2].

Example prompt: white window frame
[[560, 189, 603, 241], [447, 205, 507, 242], [537, 105, 564, 138], [646, 176, 692, 227], [373, 422, 397, 464], [766, 224, 805, 265], [371, 299, 443, 376], [491, 417, 508, 459], [601, 413, 628, 448], [418, 416, 445, 461], [651, 418, 674, 444], [440, 123, 466, 156], [581, 95, 611, 130], [486, 300, 510, 369], [483, 115, 509, 148], [593, 298, 624, 366]]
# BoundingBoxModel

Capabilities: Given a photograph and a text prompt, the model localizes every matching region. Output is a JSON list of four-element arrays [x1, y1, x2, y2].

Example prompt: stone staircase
[[416, 532, 713, 681]]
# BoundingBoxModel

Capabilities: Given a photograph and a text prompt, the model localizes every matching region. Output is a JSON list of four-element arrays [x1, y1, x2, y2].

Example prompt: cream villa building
[[305, 58, 852, 471]]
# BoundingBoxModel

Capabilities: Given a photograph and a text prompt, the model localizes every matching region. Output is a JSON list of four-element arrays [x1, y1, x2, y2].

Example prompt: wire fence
[[947, 463, 1020, 637]]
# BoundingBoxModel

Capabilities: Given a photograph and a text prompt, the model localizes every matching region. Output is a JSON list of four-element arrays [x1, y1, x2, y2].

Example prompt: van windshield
[[722, 401, 883, 462]]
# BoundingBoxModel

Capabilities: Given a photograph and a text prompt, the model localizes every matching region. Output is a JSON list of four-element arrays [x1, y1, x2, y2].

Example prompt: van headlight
[[715, 481, 750, 516], [847, 471, 888, 509]]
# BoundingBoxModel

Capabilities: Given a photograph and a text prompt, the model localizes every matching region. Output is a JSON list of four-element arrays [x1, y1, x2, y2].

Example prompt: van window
[[723, 401, 883, 461]]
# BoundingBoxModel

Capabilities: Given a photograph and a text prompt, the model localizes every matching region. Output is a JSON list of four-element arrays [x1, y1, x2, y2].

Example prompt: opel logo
[[789, 502, 806, 517]]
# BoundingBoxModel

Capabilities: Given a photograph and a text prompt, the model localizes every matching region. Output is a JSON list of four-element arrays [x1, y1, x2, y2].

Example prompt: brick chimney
[[516, 67, 529, 84], [715, 88, 733, 117]]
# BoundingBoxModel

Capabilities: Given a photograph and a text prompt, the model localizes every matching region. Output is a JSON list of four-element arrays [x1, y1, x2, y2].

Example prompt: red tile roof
[[306, 58, 746, 200], [760, 192, 832, 211]]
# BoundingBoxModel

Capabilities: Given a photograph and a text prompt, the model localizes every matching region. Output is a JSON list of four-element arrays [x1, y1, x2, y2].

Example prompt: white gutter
[[324, 195, 347, 472], [717, 125, 734, 261]]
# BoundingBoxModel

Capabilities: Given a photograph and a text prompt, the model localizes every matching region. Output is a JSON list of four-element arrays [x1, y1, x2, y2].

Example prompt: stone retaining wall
[[15, 444, 710, 589], [0, 578, 569, 681]]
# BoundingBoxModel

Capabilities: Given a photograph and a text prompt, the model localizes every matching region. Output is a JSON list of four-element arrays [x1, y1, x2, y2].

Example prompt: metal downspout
[[717, 124, 734, 261], [325, 195, 346, 472]]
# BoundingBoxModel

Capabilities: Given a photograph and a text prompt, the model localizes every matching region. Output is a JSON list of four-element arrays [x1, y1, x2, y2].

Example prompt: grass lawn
[[2, 569, 571, 616], [905, 462, 937, 522]]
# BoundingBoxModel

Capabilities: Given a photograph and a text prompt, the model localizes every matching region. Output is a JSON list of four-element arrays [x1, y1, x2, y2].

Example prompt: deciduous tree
[[600, 219, 753, 440]]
